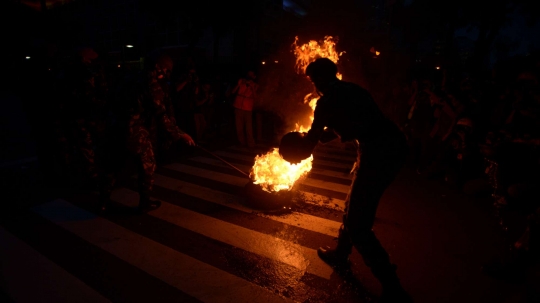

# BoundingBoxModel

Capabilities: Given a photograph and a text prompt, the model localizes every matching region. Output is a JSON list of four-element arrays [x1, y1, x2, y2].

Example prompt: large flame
[[251, 148, 313, 192], [250, 36, 343, 193]]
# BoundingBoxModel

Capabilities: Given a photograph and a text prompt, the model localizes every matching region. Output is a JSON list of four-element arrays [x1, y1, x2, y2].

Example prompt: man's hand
[[179, 133, 195, 146]]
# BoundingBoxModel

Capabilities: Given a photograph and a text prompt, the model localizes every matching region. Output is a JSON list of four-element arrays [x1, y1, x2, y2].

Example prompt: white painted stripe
[[165, 162, 350, 198], [190, 156, 352, 181], [301, 178, 350, 194], [212, 150, 257, 162], [312, 159, 355, 170], [310, 167, 353, 180], [165, 163, 249, 187], [32, 200, 296, 303], [110, 189, 334, 280], [146, 175, 343, 236], [0, 227, 111, 303]]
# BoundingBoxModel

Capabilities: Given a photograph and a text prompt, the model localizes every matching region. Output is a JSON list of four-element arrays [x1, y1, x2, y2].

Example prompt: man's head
[[305, 58, 339, 94], [77, 47, 98, 65], [146, 50, 173, 80]]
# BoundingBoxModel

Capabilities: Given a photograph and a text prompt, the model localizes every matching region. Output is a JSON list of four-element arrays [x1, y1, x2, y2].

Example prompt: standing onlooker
[[231, 71, 258, 148], [404, 79, 436, 172]]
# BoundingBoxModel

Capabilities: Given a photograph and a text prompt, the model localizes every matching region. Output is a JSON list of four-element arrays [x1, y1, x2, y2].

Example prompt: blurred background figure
[[231, 70, 258, 148]]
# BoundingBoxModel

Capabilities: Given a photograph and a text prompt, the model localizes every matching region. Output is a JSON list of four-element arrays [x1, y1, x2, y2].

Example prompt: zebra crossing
[[0, 141, 374, 303]]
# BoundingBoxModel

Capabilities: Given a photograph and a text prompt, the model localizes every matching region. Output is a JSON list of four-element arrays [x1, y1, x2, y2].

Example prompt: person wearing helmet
[[279, 58, 411, 302]]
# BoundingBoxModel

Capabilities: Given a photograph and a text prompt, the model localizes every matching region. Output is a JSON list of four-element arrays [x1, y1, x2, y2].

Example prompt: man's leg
[[136, 138, 160, 212], [347, 159, 411, 301], [235, 108, 246, 146], [318, 148, 411, 301], [317, 170, 356, 267], [244, 110, 255, 148]]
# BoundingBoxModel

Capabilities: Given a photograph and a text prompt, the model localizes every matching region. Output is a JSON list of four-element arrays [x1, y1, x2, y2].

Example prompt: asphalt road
[[0, 140, 531, 303]]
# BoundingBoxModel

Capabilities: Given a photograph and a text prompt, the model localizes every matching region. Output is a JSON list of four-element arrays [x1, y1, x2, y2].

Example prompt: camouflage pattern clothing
[[124, 68, 186, 194]]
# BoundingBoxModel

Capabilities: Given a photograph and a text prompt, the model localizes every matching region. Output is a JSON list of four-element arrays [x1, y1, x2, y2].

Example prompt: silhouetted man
[[279, 58, 412, 302]]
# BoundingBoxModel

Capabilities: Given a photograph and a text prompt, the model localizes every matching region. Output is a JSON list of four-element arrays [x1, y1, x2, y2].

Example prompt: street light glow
[[126, 45, 134, 48], [436, 66, 440, 70], [262, 61, 266, 65], [25, 56, 31, 59]]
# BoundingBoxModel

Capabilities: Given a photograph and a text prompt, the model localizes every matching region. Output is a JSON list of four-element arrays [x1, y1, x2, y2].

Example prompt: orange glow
[[251, 148, 313, 192], [262, 61, 266, 65], [436, 66, 440, 70], [375, 51, 380, 56], [250, 36, 344, 193]]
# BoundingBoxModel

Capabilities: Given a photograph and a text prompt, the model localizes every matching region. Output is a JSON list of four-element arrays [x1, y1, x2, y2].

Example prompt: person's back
[[313, 80, 401, 145]]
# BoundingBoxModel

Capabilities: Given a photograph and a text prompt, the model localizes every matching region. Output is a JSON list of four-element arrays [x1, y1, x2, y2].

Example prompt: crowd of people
[[393, 56, 540, 281], [20, 47, 261, 212], [398, 59, 540, 202]]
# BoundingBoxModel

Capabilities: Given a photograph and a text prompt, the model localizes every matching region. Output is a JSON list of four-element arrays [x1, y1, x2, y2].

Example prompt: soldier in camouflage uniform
[[99, 51, 194, 213]]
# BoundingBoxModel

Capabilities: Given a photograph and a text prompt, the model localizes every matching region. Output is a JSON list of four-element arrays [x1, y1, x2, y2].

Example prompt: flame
[[251, 148, 313, 192], [250, 36, 343, 193]]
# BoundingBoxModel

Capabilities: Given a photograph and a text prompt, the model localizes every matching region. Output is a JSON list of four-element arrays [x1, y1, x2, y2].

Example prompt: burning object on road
[[241, 36, 344, 210]]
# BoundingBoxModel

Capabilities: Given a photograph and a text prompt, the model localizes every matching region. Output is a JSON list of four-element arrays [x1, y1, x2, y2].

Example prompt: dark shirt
[[306, 80, 402, 149]]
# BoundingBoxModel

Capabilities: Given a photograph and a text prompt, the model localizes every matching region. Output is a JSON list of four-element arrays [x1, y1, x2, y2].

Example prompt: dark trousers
[[340, 136, 408, 285]]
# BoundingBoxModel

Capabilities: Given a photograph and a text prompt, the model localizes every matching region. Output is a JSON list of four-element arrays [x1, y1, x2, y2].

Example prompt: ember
[[249, 36, 344, 194]]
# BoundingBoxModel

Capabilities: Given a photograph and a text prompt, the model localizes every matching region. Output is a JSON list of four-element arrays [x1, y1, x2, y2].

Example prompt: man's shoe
[[138, 198, 161, 213], [317, 246, 350, 269], [380, 284, 414, 303]]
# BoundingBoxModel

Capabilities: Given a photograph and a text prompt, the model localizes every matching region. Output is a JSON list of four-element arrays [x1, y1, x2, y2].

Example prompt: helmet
[[279, 132, 312, 164]]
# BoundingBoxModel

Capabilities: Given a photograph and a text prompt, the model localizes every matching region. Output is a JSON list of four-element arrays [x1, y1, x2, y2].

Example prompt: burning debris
[[246, 36, 344, 207]]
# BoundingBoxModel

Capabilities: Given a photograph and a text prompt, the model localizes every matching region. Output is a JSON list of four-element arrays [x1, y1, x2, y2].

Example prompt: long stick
[[197, 145, 250, 179]]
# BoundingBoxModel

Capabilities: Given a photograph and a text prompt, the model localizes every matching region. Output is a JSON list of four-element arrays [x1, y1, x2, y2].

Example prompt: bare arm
[[305, 99, 327, 151], [231, 79, 242, 94], [176, 79, 188, 92]]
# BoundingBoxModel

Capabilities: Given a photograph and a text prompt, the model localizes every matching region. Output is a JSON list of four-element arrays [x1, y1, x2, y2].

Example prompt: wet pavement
[[0, 140, 533, 303]]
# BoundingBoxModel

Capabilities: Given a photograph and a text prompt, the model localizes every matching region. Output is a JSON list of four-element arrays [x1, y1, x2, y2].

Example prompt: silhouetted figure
[[279, 58, 412, 302], [231, 71, 258, 148], [99, 51, 194, 213]]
